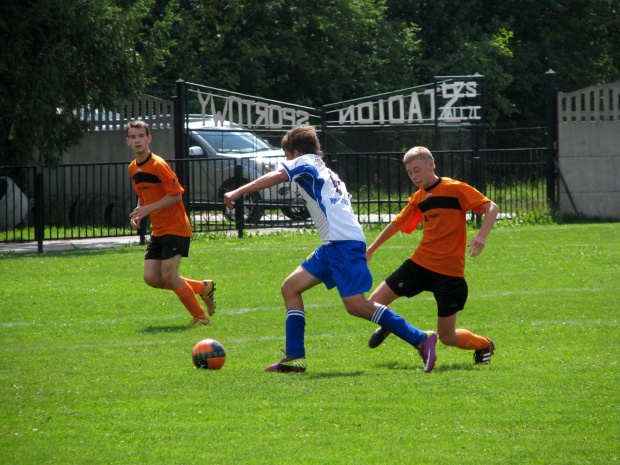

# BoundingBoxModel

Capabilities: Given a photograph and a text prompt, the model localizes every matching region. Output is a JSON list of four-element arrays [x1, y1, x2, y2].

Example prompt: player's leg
[[160, 236, 210, 325], [266, 265, 321, 373], [142, 235, 166, 288], [281, 265, 322, 310], [367, 259, 427, 349], [333, 244, 437, 372], [147, 239, 215, 316], [434, 277, 495, 363], [452, 324, 495, 364], [344, 295, 438, 373], [181, 277, 216, 316], [366, 281, 400, 348], [159, 253, 185, 289], [161, 254, 210, 325], [436, 313, 460, 346], [143, 259, 166, 288]]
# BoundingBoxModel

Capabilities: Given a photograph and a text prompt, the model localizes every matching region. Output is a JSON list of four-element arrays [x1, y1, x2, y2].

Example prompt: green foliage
[[2, 0, 618, 167], [494, 208, 557, 227], [0, 224, 618, 464], [386, 0, 620, 123], [0, 0, 176, 166], [150, 0, 421, 106]]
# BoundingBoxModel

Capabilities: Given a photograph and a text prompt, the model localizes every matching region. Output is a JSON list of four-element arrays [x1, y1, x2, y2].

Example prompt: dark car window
[[193, 130, 273, 154]]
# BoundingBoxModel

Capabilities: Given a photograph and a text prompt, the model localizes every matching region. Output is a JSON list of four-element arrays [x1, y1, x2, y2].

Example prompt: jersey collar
[[136, 152, 152, 166], [424, 177, 442, 192]]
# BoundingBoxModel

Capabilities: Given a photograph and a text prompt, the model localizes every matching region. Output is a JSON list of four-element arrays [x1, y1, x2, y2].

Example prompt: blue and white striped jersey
[[280, 154, 366, 244]]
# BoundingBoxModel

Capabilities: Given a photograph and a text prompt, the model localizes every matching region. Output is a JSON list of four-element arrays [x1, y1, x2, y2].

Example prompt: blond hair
[[403, 146, 433, 165]]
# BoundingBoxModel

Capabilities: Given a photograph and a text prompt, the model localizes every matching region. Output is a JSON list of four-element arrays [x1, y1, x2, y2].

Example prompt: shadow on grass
[[377, 360, 477, 372], [137, 325, 194, 334], [304, 371, 365, 380]]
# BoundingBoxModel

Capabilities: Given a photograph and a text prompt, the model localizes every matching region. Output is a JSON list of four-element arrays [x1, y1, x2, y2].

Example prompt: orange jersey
[[392, 177, 490, 277], [128, 153, 192, 237]]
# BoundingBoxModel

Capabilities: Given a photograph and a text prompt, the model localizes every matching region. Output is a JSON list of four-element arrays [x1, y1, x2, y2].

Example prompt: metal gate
[[175, 76, 487, 234]]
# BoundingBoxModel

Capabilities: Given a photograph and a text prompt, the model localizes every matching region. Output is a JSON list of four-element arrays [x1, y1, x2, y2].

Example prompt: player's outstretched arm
[[366, 222, 400, 262], [224, 169, 289, 210]]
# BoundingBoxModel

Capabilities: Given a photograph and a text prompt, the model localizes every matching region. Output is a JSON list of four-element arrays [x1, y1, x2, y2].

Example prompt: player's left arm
[[467, 200, 499, 257]]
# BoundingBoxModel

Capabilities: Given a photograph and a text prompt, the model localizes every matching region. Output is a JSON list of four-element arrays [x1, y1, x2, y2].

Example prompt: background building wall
[[558, 82, 620, 219]]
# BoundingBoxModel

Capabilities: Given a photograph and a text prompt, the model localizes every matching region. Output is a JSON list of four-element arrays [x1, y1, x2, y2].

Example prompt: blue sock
[[371, 305, 427, 347], [285, 309, 306, 358]]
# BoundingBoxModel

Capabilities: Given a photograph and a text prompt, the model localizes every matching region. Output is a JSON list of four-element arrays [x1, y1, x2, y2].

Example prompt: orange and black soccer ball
[[192, 339, 226, 370]]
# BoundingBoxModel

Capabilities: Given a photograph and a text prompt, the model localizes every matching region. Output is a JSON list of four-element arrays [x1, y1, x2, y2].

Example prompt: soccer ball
[[192, 338, 226, 370]]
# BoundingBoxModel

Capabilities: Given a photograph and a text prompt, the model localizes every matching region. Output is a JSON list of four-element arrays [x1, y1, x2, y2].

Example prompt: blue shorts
[[301, 240, 372, 298]]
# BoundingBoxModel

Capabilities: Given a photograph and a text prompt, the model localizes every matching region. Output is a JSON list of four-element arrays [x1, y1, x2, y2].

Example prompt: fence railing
[[1, 148, 551, 250]]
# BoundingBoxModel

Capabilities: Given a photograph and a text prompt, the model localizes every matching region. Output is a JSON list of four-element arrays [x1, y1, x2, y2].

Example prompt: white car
[[187, 119, 309, 223]]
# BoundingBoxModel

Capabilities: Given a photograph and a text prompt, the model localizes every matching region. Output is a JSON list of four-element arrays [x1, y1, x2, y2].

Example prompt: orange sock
[[455, 329, 489, 351], [164, 278, 205, 295], [180, 277, 206, 295], [174, 282, 206, 319]]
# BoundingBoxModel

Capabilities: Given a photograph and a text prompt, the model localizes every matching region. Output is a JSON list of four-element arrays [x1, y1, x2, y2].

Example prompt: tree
[[0, 0, 175, 166], [147, 0, 420, 108], [386, 0, 620, 125]]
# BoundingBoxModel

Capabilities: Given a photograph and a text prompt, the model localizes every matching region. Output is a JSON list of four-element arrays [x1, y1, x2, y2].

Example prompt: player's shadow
[[137, 325, 194, 334], [377, 361, 477, 372], [304, 371, 365, 380]]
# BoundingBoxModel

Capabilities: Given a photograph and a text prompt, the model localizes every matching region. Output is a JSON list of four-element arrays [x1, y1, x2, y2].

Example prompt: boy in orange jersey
[[366, 146, 499, 364], [126, 120, 216, 326]]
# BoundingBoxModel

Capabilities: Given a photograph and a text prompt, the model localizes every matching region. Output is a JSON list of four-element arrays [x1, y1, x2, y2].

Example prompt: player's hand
[[130, 206, 148, 228], [224, 192, 237, 210], [467, 236, 486, 257]]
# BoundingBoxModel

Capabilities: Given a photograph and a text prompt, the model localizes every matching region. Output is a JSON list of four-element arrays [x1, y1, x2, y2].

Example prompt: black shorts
[[145, 234, 191, 260], [385, 259, 468, 317]]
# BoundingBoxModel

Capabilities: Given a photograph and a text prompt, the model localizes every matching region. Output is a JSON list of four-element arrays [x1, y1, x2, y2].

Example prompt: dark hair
[[281, 126, 323, 157], [126, 120, 150, 136]]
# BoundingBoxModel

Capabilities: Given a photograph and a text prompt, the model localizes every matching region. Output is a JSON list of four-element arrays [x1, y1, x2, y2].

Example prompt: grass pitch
[[1, 223, 619, 464]]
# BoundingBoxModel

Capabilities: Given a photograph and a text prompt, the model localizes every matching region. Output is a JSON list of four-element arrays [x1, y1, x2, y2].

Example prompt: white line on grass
[[0, 332, 347, 352], [0, 288, 607, 330]]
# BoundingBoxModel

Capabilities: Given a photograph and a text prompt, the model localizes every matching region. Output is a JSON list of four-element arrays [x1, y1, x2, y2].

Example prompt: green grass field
[[1, 223, 619, 464]]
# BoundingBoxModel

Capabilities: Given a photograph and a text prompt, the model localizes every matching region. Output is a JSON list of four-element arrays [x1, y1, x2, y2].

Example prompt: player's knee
[[143, 274, 160, 288], [344, 303, 361, 317], [342, 298, 374, 319], [280, 281, 294, 298], [438, 331, 459, 346]]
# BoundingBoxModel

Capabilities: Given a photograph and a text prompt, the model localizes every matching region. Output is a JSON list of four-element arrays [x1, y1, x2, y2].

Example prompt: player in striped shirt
[[366, 146, 499, 365], [127, 120, 216, 326], [225, 126, 438, 373]]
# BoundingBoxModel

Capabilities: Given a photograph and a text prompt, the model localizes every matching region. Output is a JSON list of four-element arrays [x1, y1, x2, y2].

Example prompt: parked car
[[186, 118, 309, 223]]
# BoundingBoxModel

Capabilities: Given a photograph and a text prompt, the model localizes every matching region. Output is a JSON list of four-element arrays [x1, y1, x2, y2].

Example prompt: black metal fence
[[1, 146, 550, 250]]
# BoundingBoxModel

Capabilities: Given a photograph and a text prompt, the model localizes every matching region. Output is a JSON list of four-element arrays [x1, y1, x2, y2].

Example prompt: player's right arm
[[224, 169, 289, 210], [130, 197, 145, 230], [366, 222, 400, 262]]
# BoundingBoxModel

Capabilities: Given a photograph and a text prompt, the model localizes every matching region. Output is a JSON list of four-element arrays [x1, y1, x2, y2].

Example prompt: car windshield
[[194, 130, 274, 154]]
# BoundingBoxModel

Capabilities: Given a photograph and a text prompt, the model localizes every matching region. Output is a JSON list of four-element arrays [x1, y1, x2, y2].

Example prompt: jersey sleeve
[[281, 157, 315, 184], [155, 160, 185, 196], [392, 200, 423, 234], [457, 183, 490, 214], [278, 160, 293, 182]]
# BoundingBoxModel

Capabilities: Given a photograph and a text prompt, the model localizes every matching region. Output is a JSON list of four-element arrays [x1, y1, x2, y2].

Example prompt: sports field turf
[[1, 222, 618, 464]]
